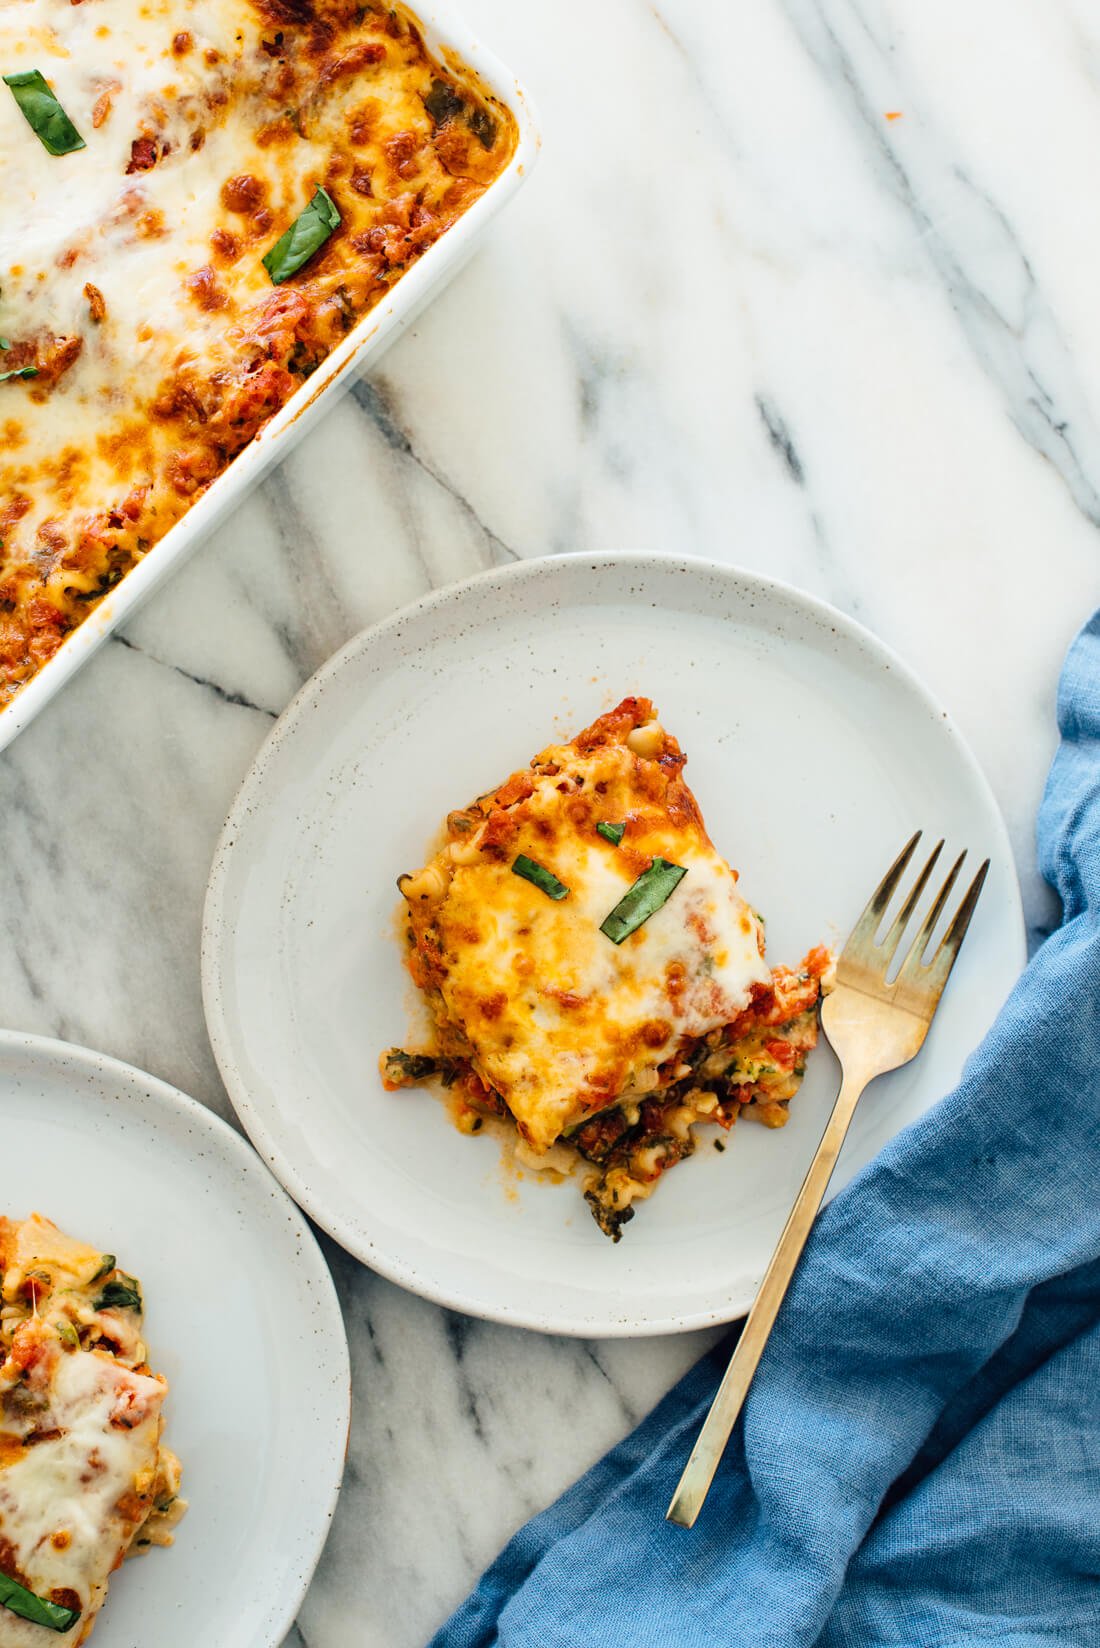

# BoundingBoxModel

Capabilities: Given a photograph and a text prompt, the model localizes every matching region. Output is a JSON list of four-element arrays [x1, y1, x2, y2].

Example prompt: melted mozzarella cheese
[[0, 1, 314, 530], [0, 1342, 164, 1646], [0, 0, 515, 703], [428, 742, 771, 1152], [0, 1213, 103, 1295]]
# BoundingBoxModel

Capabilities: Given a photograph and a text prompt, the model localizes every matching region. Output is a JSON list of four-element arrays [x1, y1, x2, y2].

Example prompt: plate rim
[[201, 550, 1027, 1336], [0, 1026, 351, 1645]]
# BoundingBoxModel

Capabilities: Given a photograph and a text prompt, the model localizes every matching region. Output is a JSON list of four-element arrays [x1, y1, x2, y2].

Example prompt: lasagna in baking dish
[[0, 1214, 183, 1642], [382, 698, 833, 1239], [0, 1, 515, 705]]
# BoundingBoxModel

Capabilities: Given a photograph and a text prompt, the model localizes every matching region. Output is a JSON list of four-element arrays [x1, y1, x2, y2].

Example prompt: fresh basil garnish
[[94, 1276, 142, 1312], [262, 186, 340, 284], [0, 365, 36, 383], [0, 1572, 80, 1633], [423, 78, 463, 127], [512, 854, 570, 901], [600, 858, 688, 944], [3, 70, 86, 156], [0, 338, 9, 350], [596, 821, 625, 846], [468, 105, 497, 149]]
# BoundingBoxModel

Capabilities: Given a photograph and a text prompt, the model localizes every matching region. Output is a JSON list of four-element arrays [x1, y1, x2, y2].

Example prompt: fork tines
[[847, 831, 989, 1007]]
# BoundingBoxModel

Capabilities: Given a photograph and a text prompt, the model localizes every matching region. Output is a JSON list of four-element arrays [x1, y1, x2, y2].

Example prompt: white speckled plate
[[201, 553, 1025, 1337], [0, 1031, 349, 1647]]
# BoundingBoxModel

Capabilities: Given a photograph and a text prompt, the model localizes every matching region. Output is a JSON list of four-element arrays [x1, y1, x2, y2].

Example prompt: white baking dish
[[0, 7, 537, 754]]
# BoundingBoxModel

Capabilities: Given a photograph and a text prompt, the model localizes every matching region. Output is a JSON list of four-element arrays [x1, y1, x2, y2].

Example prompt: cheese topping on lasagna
[[419, 740, 772, 1153], [0, 1214, 183, 1644], [0, 0, 515, 703], [385, 697, 833, 1238]]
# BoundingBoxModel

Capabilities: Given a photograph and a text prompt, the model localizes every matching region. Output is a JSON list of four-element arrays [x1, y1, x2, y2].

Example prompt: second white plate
[[0, 1032, 350, 1647], [201, 553, 1025, 1336]]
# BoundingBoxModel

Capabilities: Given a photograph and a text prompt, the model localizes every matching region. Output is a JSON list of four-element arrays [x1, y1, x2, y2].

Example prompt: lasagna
[[0, 0, 516, 704], [382, 698, 833, 1239], [0, 1214, 184, 1642]]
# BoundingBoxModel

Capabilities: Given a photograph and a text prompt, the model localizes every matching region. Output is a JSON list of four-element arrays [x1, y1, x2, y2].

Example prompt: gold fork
[[666, 831, 989, 1529]]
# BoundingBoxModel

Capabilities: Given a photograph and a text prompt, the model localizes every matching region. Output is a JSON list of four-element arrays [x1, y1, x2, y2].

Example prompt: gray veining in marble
[[2, 1, 1099, 1642]]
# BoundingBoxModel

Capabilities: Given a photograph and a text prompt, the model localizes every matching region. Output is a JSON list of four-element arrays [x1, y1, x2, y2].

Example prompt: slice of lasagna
[[382, 697, 832, 1239], [0, 1215, 184, 1643]]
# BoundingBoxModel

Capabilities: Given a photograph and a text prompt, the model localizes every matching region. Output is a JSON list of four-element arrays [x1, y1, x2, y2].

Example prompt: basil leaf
[[468, 105, 497, 149], [0, 365, 36, 383], [423, 78, 463, 126], [596, 821, 625, 846], [94, 1276, 142, 1312], [0, 338, 9, 350], [262, 186, 341, 284], [3, 70, 86, 156], [0, 1572, 81, 1633], [511, 854, 569, 901], [600, 858, 688, 944]]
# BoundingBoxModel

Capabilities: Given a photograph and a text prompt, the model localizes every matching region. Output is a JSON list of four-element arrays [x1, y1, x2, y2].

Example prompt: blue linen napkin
[[431, 612, 1100, 1648]]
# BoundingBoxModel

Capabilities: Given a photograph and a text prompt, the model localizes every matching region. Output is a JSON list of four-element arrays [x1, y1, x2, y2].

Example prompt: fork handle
[[666, 1070, 870, 1528]]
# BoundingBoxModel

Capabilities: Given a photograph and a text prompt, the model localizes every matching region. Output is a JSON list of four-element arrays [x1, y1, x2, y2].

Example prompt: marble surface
[[3, 1, 1100, 1642]]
